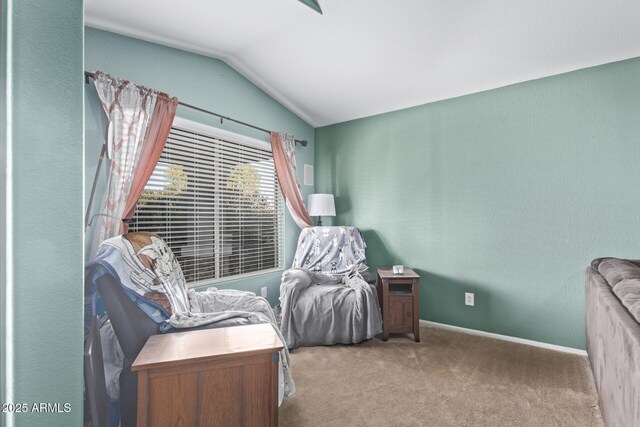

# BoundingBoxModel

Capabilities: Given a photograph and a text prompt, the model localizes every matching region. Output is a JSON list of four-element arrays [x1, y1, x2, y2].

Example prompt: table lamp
[[307, 193, 336, 226]]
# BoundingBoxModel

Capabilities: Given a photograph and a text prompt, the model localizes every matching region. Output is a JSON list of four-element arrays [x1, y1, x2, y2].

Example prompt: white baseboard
[[420, 320, 587, 356]]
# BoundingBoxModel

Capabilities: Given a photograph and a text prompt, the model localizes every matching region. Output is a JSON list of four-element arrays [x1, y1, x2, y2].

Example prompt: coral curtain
[[270, 132, 313, 228], [122, 94, 179, 231], [90, 71, 177, 255]]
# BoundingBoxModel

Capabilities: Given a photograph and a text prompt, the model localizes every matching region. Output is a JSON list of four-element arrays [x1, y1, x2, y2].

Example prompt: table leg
[[413, 278, 420, 342], [382, 278, 389, 341]]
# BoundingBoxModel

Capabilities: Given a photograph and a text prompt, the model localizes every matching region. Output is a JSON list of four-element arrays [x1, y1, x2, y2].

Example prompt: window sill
[[187, 267, 285, 290]]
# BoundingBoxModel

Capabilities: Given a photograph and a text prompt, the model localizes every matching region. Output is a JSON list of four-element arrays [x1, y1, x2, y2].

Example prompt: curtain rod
[[84, 71, 308, 147]]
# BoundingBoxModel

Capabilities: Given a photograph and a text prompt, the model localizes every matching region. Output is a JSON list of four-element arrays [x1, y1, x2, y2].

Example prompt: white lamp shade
[[307, 194, 336, 217]]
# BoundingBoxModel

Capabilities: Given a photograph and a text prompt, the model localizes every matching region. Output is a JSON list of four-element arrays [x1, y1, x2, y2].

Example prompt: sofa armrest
[[586, 266, 640, 427]]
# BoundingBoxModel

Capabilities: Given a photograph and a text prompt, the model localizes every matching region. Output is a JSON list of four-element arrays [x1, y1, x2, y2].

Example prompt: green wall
[[315, 57, 640, 350], [84, 28, 315, 304], [1, 0, 84, 425]]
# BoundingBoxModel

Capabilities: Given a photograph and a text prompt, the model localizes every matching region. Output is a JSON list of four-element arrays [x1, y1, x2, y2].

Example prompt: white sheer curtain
[[89, 72, 157, 256]]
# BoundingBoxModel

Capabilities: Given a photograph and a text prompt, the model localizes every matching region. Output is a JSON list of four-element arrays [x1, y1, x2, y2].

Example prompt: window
[[129, 118, 285, 285]]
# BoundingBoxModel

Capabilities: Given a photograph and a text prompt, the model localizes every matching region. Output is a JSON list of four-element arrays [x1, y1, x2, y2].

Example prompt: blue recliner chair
[[86, 233, 254, 427], [84, 316, 109, 427]]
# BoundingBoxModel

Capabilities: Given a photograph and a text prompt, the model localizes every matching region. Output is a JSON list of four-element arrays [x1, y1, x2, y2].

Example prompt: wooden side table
[[376, 267, 421, 342], [132, 323, 284, 427]]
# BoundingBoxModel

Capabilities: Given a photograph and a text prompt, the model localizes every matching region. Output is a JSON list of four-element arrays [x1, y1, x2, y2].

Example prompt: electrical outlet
[[261, 287, 268, 298], [465, 292, 475, 307]]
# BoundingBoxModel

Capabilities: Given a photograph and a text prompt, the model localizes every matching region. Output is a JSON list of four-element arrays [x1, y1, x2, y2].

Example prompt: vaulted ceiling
[[85, 0, 640, 127]]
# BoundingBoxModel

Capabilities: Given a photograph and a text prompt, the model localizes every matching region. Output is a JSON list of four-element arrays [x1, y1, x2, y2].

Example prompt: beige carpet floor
[[279, 325, 602, 427]]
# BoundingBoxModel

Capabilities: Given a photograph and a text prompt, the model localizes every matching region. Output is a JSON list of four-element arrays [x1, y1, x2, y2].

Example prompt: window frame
[[134, 116, 285, 288]]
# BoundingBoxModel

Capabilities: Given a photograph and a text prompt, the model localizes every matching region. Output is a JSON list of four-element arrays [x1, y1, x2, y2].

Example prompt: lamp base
[[316, 216, 322, 226]]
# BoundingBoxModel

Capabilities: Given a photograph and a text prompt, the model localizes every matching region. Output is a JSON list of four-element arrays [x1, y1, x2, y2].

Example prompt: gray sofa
[[586, 258, 640, 427]]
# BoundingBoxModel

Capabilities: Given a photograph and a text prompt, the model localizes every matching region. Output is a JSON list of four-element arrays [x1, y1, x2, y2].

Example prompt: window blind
[[129, 123, 285, 285]]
